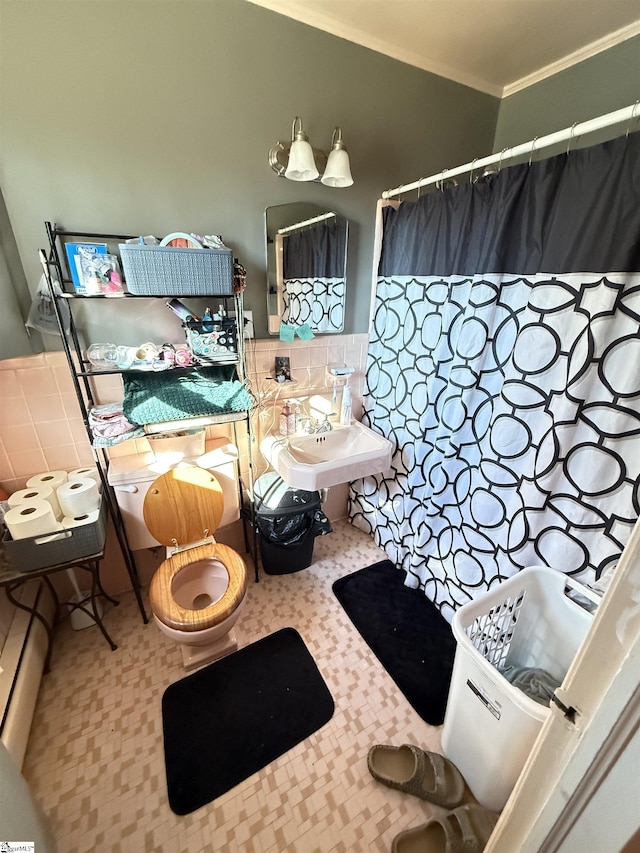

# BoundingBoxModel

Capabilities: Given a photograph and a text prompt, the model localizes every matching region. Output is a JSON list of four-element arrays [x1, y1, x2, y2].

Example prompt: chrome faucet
[[302, 415, 334, 433], [316, 415, 334, 433]]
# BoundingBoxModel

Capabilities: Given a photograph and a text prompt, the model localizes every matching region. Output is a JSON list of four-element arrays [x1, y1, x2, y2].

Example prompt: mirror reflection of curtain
[[282, 218, 346, 333]]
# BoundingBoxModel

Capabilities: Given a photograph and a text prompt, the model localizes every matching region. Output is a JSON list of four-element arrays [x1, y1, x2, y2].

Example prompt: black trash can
[[253, 472, 332, 575]]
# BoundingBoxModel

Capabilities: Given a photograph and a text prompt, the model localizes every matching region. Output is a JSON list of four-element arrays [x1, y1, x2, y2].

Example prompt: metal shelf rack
[[40, 221, 258, 622]]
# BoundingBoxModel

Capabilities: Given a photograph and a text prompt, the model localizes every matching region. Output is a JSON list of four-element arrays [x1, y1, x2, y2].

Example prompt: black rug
[[162, 627, 334, 815], [333, 560, 456, 725]]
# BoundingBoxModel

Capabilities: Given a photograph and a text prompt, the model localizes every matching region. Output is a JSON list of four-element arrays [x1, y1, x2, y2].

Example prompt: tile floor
[[23, 520, 447, 852]]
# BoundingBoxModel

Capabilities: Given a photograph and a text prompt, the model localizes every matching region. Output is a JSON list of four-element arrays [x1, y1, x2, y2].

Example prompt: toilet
[[108, 440, 248, 670]]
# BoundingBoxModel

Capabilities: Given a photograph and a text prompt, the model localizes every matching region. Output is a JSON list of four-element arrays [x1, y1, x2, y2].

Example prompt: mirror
[[265, 203, 348, 335]]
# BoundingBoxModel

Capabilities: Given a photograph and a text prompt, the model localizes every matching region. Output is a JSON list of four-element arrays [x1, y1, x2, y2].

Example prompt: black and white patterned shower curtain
[[282, 218, 346, 332], [350, 132, 640, 621]]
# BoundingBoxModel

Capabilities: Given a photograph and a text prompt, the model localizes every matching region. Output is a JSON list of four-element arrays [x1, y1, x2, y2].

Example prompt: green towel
[[122, 365, 253, 426]]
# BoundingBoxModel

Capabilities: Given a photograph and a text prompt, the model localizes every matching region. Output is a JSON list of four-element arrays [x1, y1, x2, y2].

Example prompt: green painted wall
[[494, 35, 640, 150], [0, 0, 498, 350], [0, 189, 36, 358]]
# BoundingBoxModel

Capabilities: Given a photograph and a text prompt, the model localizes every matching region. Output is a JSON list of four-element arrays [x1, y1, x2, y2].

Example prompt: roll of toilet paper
[[7, 485, 63, 520], [57, 478, 101, 518], [4, 501, 62, 540], [26, 470, 68, 492], [67, 467, 101, 491], [62, 509, 100, 529]]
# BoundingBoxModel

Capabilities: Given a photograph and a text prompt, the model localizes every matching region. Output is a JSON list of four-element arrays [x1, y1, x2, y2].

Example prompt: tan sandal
[[367, 744, 466, 808], [391, 804, 499, 853]]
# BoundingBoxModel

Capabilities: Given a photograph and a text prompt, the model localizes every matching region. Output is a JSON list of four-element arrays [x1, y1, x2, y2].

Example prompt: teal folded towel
[[279, 323, 295, 342], [122, 365, 253, 426], [296, 323, 315, 340]]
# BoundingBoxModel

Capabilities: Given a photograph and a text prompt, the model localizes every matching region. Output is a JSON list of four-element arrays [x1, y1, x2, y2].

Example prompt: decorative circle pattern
[[349, 273, 640, 618], [282, 277, 345, 333]]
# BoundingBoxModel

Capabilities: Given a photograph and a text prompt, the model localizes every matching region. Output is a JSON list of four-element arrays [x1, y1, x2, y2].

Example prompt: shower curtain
[[282, 218, 346, 333], [350, 131, 640, 621]]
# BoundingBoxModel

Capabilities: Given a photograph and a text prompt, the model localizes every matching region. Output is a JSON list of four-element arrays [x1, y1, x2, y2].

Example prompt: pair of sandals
[[367, 743, 499, 853]]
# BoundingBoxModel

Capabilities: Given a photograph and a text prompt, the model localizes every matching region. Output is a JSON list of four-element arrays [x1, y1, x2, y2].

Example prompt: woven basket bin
[[119, 244, 234, 296], [2, 498, 108, 573]]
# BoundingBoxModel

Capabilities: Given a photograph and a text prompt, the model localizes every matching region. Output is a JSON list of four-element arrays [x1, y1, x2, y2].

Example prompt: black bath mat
[[162, 627, 334, 815], [333, 560, 456, 725]]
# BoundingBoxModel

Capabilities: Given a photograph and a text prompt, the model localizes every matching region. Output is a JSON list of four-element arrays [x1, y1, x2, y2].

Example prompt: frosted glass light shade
[[285, 139, 319, 182], [321, 147, 353, 187]]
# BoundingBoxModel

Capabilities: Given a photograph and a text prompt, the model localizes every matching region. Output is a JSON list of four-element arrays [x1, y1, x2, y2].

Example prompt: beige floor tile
[[23, 520, 447, 852]]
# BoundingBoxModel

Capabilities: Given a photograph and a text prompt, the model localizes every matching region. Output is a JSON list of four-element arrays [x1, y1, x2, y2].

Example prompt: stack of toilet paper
[[4, 468, 102, 541]]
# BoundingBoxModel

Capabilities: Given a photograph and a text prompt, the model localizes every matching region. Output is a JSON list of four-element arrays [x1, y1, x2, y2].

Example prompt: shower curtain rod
[[278, 211, 336, 235], [382, 102, 639, 200]]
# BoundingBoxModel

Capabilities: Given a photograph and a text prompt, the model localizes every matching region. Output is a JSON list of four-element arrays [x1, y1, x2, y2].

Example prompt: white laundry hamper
[[441, 565, 595, 812]]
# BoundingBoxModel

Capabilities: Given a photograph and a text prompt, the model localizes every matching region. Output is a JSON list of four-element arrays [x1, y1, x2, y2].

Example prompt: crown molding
[[503, 20, 640, 97], [247, 1, 640, 100], [245, 0, 503, 96]]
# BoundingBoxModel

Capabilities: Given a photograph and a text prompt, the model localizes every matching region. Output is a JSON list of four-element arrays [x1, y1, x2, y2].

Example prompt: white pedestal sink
[[260, 420, 394, 490]]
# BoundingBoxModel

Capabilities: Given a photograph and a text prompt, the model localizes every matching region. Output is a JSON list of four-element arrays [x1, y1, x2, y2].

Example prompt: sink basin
[[260, 421, 394, 490]]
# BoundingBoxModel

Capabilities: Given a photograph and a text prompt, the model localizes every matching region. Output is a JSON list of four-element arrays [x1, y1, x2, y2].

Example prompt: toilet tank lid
[[107, 437, 237, 487]]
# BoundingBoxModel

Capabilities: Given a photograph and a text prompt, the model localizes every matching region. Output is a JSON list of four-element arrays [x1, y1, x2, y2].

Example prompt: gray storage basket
[[2, 498, 108, 572], [119, 244, 234, 296]]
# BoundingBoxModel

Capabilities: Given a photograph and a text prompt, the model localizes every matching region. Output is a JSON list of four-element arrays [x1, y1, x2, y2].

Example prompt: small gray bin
[[119, 244, 234, 296], [2, 498, 107, 572]]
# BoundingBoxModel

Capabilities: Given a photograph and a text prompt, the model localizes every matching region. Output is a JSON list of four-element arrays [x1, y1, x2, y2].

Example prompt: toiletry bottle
[[293, 403, 302, 434], [280, 402, 292, 436], [287, 404, 296, 435], [340, 384, 352, 426]]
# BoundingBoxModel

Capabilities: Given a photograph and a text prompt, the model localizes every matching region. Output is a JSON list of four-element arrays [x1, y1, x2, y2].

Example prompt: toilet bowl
[[144, 465, 248, 670]]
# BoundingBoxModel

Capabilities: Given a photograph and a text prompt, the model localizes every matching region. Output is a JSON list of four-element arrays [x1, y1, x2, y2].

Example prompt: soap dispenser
[[340, 384, 352, 426], [280, 401, 292, 436], [280, 400, 296, 435]]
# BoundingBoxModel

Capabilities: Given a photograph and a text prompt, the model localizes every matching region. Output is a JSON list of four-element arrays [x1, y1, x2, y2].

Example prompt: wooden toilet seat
[[144, 467, 248, 632], [149, 542, 247, 632]]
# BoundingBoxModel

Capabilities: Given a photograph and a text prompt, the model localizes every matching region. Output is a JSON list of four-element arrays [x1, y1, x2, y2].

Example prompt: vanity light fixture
[[284, 116, 319, 182], [269, 116, 354, 187], [321, 127, 353, 187]]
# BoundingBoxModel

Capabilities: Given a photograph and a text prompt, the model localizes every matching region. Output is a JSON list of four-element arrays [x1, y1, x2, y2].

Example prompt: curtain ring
[[626, 101, 640, 137], [498, 148, 508, 171], [438, 168, 448, 191], [566, 122, 578, 155], [528, 136, 538, 167], [469, 158, 478, 183], [417, 180, 425, 199]]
